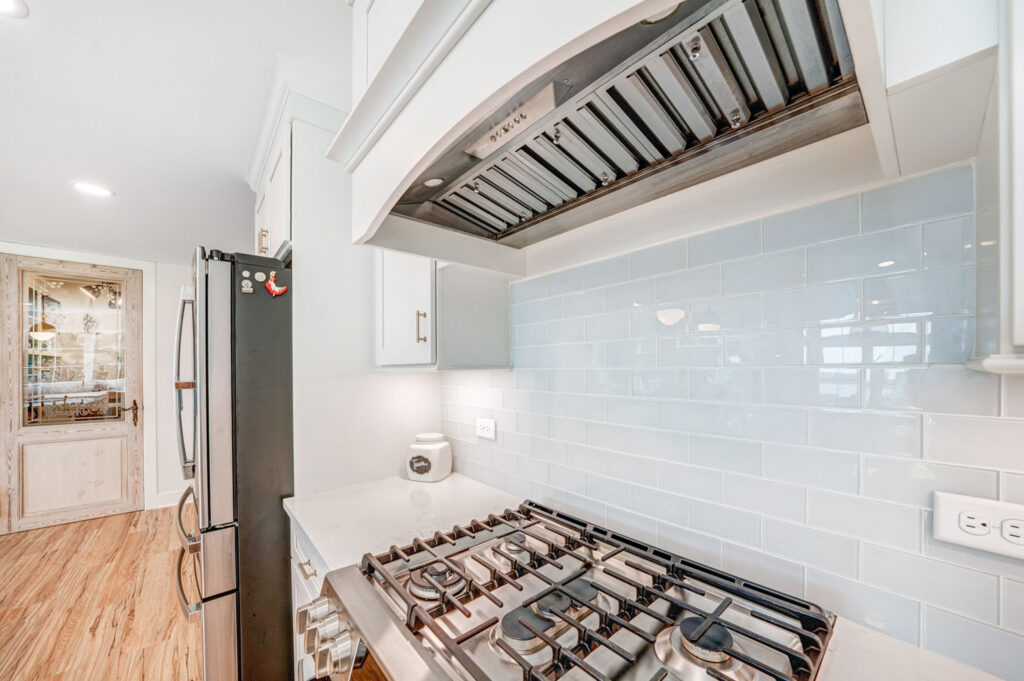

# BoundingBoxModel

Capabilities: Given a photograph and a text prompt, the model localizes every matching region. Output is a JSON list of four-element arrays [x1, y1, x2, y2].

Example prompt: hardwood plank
[[0, 508, 203, 681]]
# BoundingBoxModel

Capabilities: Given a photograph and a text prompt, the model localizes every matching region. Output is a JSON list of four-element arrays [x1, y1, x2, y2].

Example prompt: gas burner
[[678, 616, 733, 663], [655, 618, 756, 681], [494, 607, 555, 654], [407, 561, 466, 601], [502, 532, 529, 554]]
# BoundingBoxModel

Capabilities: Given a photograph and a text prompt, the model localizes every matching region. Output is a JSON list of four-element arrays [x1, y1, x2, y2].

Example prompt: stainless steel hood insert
[[394, 0, 864, 248]]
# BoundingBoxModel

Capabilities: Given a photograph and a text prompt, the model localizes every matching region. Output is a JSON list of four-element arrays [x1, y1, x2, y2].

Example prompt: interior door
[[0, 254, 143, 533]]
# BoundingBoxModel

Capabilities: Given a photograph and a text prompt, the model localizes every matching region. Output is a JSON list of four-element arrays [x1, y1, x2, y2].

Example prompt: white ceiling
[[0, 0, 351, 265]]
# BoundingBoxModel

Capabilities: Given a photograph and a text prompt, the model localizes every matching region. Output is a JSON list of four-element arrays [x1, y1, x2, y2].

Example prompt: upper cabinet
[[375, 249, 510, 369], [254, 123, 292, 257]]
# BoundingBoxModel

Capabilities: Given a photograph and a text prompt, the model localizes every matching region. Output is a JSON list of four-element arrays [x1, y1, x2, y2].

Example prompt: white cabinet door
[[255, 125, 291, 256], [375, 249, 435, 366]]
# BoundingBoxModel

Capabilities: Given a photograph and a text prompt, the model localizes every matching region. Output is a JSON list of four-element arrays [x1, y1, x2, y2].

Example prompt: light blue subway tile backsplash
[[444, 164, 1023, 674]]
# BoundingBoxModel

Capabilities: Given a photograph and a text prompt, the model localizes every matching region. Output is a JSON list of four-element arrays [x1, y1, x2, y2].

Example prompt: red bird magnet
[[265, 271, 287, 297]]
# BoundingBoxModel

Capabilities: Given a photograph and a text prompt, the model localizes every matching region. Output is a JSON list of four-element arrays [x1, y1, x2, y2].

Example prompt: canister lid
[[415, 432, 446, 443]]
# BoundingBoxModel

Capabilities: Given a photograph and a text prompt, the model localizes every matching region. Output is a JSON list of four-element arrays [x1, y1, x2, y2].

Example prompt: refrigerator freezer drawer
[[203, 591, 239, 681], [198, 524, 237, 599]]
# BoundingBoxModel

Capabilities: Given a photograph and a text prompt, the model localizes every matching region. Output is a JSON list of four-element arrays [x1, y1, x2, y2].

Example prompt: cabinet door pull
[[416, 310, 427, 343], [258, 228, 269, 254], [298, 559, 317, 580]]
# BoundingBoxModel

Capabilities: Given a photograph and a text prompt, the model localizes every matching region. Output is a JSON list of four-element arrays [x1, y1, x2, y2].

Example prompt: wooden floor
[[0, 508, 203, 681]]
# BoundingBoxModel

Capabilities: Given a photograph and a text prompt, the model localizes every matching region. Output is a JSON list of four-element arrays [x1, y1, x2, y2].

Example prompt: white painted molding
[[327, 0, 492, 170], [839, 0, 900, 178]]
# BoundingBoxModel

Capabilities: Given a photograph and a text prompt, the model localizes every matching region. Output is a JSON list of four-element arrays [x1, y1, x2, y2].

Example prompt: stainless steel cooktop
[[298, 501, 834, 681]]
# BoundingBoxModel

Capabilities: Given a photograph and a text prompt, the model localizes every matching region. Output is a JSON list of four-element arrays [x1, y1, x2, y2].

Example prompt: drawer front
[[290, 523, 327, 594]]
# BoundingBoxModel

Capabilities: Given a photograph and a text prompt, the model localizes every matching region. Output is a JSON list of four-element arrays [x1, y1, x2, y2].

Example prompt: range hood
[[391, 0, 866, 248]]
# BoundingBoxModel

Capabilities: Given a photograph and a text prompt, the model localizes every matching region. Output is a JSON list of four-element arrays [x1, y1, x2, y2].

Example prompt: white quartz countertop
[[283, 473, 520, 570], [284, 475, 1004, 681]]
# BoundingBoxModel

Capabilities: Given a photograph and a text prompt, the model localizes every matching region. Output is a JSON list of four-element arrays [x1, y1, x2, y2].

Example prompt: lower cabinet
[[290, 523, 327, 681]]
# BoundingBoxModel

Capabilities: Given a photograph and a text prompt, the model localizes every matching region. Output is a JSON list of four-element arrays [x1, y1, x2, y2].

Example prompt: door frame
[[0, 241, 161, 533]]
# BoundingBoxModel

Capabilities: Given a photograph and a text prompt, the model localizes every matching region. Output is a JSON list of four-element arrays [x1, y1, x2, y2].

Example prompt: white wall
[[291, 119, 440, 496]]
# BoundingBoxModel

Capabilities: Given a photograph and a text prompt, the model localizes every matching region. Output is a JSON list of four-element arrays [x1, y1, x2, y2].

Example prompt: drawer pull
[[298, 559, 317, 580]]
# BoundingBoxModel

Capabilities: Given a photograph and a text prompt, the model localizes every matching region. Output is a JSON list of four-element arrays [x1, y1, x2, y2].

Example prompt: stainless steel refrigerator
[[173, 246, 293, 681]]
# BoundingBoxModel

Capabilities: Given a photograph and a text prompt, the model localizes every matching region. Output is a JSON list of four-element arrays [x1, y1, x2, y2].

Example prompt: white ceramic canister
[[407, 432, 452, 482]]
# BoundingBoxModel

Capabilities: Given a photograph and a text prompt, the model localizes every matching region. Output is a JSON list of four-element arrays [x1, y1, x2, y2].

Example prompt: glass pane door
[[21, 271, 126, 426]]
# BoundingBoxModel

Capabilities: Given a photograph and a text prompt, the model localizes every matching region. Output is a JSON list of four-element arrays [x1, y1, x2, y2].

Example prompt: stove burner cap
[[408, 561, 466, 601], [678, 616, 734, 663], [503, 532, 528, 553], [500, 607, 554, 641], [536, 591, 572, 615]]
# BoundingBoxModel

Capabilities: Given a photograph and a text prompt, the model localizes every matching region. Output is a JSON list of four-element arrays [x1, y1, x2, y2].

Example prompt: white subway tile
[[924, 317, 975, 364], [865, 367, 999, 415], [688, 435, 762, 475], [688, 219, 762, 267], [517, 412, 548, 437], [563, 289, 605, 318], [762, 195, 860, 251], [810, 409, 921, 457], [725, 405, 808, 444], [805, 570, 920, 645], [566, 493, 606, 524], [765, 367, 861, 407], [722, 543, 805, 596], [606, 278, 657, 312], [659, 462, 723, 501], [566, 395, 606, 421], [806, 322, 922, 365], [807, 489, 920, 551], [630, 427, 688, 463], [514, 322, 547, 347], [503, 389, 531, 412], [864, 267, 975, 319], [763, 443, 859, 493], [690, 295, 763, 332], [631, 486, 687, 525], [530, 437, 566, 464], [862, 544, 999, 623], [630, 238, 688, 279], [512, 277, 547, 303], [658, 522, 722, 567], [548, 464, 587, 494], [500, 431, 532, 456], [546, 318, 585, 344], [586, 369, 631, 395], [515, 369, 549, 390], [723, 249, 805, 295], [532, 483, 565, 509], [724, 329, 805, 366], [863, 455, 998, 507], [526, 296, 564, 322], [531, 391, 565, 416], [723, 474, 805, 521], [1004, 579, 1024, 634], [808, 226, 921, 284], [1004, 473, 1024, 503], [689, 499, 761, 547], [544, 266, 585, 295], [764, 281, 861, 326], [564, 342, 605, 368], [606, 397, 659, 427], [925, 415, 1024, 472], [659, 400, 724, 434], [658, 336, 723, 367], [763, 519, 858, 577], [631, 303, 690, 338], [548, 417, 586, 444], [922, 606, 1024, 681], [656, 265, 722, 302], [565, 444, 607, 474], [584, 254, 630, 288], [586, 473, 631, 507], [548, 369, 585, 393], [922, 215, 974, 270], [922, 510, 1024, 581], [633, 369, 689, 399], [586, 312, 631, 341], [690, 368, 764, 403], [607, 451, 659, 486], [606, 339, 657, 368], [517, 456, 548, 483], [586, 421, 629, 452], [861, 164, 973, 233], [606, 506, 658, 544]]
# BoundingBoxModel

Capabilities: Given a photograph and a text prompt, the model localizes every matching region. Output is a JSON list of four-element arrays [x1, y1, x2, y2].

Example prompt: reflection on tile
[[811, 227, 922, 286], [631, 303, 689, 338], [864, 267, 975, 319], [923, 215, 974, 270], [605, 278, 657, 312], [809, 409, 921, 456], [762, 195, 860, 252], [861, 164, 973, 233], [584, 254, 629, 288], [724, 405, 807, 444], [806, 570, 920, 645], [689, 295, 763, 333], [658, 336, 723, 367], [690, 368, 764, 403], [724, 329, 805, 366], [630, 238, 688, 279], [688, 219, 762, 267], [633, 369, 689, 398], [862, 456, 998, 507], [807, 489, 919, 551], [765, 367, 861, 407], [924, 317, 974, 364], [806, 322, 922, 365], [865, 367, 999, 415], [723, 249, 805, 295], [656, 265, 722, 302], [922, 606, 1024, 681], [658, 522, 722, 567], [763, 443, 859, 493], [765, 281, 860, 326]]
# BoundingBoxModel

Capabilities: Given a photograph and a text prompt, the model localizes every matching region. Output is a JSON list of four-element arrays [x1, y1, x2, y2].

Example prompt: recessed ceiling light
[[0, 0, 29, 18], [71, 181, 115, 198], [423, 178, 445, 188]]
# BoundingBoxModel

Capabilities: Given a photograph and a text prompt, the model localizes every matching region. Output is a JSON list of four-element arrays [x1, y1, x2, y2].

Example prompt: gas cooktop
[[297, 500, 834, 681]]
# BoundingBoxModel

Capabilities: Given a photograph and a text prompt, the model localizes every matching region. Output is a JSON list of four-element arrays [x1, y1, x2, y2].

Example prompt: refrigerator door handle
[[174, 286, 196, 480], [175, 547, 202, 621], [176, 486, 200, 554]]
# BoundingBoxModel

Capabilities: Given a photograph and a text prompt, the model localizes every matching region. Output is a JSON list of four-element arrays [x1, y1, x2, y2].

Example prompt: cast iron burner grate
[[359, 501, 833, 681]]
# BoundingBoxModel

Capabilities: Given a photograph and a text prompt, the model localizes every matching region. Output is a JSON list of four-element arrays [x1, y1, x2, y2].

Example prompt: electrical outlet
[[933, 492, 1024, 559], [475, 417, 496, 441]]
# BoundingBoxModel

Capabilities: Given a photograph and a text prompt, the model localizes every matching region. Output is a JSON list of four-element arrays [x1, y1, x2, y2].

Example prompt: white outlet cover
[[933, 492, 1024, 559], [475, 417, 496, 441]]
